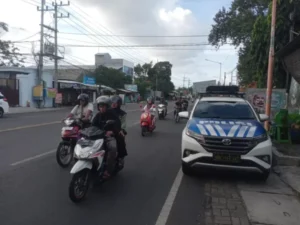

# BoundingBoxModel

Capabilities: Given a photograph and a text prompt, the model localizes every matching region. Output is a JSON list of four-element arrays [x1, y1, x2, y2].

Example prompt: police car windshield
[[193, 101, 256, 120]]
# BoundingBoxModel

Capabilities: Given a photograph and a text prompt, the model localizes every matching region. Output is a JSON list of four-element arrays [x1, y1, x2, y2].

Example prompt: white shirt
[[71, 103, 94, 119]]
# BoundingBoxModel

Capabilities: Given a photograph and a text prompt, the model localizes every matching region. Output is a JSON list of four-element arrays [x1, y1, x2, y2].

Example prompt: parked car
[[179, 86, 272, 181], [0, 92, 9, 118]]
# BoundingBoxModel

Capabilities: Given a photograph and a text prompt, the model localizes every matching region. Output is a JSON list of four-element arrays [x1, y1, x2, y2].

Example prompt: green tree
[[209, 0, 300, 88], [134, 61, 175, 97], [94, 65, 132, 88], [0, 22, 24, 67]]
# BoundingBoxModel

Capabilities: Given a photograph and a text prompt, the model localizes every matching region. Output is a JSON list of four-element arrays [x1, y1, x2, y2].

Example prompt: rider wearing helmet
[[92, 95, 121, 178], [142, 97, 156, 126], [69, 93, 93, 122], [111, 95, 128, 163]]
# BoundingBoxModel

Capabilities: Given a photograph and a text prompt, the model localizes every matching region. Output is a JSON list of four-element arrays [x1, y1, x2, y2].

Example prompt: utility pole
[[265, 0, 277, 130], [37, 0, 46, 85], [183, 74, 186, 88], [285, 8, 295, 91], [223, 72, 226, 86], [53, 0, 70, 90]]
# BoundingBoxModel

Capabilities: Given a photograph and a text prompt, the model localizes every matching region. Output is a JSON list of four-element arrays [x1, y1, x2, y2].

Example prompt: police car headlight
[[253, 133, 268, 144], [186, 128, 205, 143]]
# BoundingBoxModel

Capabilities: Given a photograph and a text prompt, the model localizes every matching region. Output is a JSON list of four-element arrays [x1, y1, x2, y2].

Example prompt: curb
[[272, 146, 300, 167]]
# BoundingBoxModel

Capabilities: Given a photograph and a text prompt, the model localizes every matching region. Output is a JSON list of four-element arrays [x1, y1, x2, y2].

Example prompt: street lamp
[[205, 59, 222, 85]]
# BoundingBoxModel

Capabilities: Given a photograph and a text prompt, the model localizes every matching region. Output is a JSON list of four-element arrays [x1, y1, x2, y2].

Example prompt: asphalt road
[[0, 102, 267, 225], [0, 103, 201, 225]]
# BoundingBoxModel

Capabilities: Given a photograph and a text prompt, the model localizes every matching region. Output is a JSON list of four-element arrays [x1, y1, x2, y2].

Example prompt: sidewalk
[[237, 174, 300, 225], [8, 106, 70, 115], [272, 143, 300, 196]]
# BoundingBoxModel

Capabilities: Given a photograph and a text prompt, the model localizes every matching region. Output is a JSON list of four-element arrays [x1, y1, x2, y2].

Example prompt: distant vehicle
[[179, 86, 272, 181], [0, 92, 9, 118]]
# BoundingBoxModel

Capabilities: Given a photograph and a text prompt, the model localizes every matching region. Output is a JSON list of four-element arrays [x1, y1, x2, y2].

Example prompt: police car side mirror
[[259, 114, 269, 122], [179, 111, 189, 119]]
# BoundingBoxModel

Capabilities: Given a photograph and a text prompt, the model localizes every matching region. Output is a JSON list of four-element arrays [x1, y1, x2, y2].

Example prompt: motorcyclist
[[174, 97, 183, 115], [141, 97, 156, 127], [159, 97, 168, 114], [111, 95, 128, 165], [182, 98, 189, 111], [68, 93, 93, 127], [92, 96, 121, 178]]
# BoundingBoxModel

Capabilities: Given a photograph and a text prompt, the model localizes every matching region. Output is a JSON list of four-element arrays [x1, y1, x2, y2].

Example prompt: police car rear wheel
[[181, 163, 194, 176]]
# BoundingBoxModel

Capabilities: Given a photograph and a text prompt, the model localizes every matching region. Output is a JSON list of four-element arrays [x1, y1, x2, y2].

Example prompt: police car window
[[193, 101, 256, 120]]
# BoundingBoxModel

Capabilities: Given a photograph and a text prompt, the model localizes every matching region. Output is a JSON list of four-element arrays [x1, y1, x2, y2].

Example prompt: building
[[192, 80, 217, 95], [95, 53, 134, 76], [0, 67, 54, 107]]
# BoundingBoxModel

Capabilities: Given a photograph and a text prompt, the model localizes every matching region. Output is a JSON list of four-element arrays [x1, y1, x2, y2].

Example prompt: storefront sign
[[47, 88, 57, 98], [124, 84, 138, 92], [83, 75, 95, 85], [59, 82, 81, 89], [55, 93, 62, 104]]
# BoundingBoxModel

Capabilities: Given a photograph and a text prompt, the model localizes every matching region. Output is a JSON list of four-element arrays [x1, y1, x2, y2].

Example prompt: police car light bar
[[198, 85, 245, 98]]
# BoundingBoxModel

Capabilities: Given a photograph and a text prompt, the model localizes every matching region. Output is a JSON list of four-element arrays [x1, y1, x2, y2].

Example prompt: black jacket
[[91, 108, 121, 134]]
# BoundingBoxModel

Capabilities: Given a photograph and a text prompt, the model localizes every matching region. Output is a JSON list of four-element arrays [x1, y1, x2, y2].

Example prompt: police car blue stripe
[[187, 118, 266, 138]]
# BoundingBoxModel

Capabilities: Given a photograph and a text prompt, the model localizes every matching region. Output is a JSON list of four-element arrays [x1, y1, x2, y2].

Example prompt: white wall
[[16, 69, 36, 107], [16, 69, 54, 108]]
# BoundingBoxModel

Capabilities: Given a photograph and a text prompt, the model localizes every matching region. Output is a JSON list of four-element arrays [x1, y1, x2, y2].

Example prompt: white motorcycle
[[157, 104, 167, 120], [68, 121, 123, 203]]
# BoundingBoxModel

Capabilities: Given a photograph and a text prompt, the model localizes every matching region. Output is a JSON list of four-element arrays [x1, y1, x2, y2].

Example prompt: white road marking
[[11, 149, 56, 166], [154, 169, 183, 225], [9, 121, 142, 166], [0, 121, 61, 133]]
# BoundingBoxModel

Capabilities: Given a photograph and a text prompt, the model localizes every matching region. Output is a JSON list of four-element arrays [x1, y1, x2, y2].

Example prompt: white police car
[[179, 86, 272, 181]]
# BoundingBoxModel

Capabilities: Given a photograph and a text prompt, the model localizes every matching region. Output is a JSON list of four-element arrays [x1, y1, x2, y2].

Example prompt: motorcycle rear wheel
[[56, 142, 73, 168], [69, 169, 90, 203]]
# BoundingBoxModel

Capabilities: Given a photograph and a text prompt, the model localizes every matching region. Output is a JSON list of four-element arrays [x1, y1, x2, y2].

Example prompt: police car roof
[[200, 96, 246, 102]]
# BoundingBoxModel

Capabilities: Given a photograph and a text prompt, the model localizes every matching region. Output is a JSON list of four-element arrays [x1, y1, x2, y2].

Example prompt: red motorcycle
[[140, 105, 156, 136], [56, 118, 89, 168]]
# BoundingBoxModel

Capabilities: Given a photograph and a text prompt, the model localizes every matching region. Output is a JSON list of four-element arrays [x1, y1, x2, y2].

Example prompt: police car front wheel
[[258, 170, 270, 181], [181, 163, 194, 176]]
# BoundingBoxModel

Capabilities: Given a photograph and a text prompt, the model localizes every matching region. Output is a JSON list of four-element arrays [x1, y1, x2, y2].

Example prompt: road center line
[[154, 169, 184, 225], [9, 121, 141, 167], [0, 121, 61, 133], [11, 149, 56, 166]]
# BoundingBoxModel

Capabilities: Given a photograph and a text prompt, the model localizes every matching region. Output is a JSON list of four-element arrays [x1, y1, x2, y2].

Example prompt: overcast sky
[[0, 0, 238, 88]]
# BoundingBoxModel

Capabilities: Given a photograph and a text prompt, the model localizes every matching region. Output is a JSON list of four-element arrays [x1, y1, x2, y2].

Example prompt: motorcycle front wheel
[[69, 169, 90, 203], [56, 142, 73, 168], [141, 126, 147, 136]]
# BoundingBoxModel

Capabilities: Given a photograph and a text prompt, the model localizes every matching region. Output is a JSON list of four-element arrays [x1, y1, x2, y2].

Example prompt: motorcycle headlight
[[186, 128, 205, 143]]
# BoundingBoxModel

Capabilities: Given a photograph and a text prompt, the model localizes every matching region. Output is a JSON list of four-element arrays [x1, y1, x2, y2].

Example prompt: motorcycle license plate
[[213, 153, 241, 163]]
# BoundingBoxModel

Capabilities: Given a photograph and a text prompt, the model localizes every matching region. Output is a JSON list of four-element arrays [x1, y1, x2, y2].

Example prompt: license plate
[[213, 153, 241, 163]]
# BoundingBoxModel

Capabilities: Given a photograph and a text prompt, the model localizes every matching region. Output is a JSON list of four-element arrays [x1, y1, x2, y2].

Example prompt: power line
[[62, 43, 211, 48], [59, 32, 209, 38]]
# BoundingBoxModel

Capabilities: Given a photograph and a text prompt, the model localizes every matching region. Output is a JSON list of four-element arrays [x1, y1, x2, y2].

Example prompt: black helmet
[[111, 95, 122, 106], [96, 96, 111, 107], [77, 93, 89, 105]]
